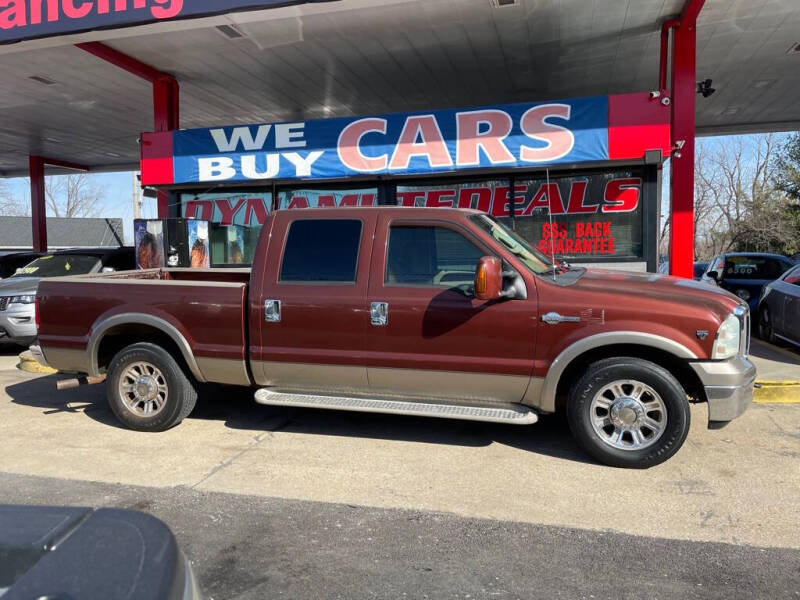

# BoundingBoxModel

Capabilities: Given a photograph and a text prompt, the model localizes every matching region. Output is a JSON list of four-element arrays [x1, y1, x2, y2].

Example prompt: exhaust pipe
[[56, 375, 107, 391]]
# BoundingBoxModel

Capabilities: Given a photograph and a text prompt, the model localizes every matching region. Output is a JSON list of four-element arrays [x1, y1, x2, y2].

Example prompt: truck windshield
[[12, 255, 101, 278], [469, 214, 561, 275]]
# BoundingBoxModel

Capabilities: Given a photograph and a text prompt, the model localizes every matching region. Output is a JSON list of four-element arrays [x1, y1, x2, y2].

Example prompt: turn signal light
[[475, 265, 487, 295]]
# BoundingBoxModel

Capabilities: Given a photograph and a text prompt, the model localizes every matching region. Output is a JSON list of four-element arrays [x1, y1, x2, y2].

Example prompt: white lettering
[[209, 125, 271, 152], [283, 151, 324, 177], [275, 122, 306, 149], [198, 157, 236, 181], [241, 154, 280, 179]]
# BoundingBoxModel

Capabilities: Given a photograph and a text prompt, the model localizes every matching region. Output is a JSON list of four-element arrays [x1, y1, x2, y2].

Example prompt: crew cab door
[[251, 212, 376, 393], [364, 215, 537, 404]]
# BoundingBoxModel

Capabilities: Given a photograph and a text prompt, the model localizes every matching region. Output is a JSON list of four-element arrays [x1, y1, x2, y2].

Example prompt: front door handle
[[370, 301, 388, 326], [264, 299, 281, 323], [541, 311, 580, 325]]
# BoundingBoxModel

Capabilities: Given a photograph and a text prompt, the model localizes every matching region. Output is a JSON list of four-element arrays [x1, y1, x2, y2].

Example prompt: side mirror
[[475, 256, 503, 301], [707, 270, 719, 282]]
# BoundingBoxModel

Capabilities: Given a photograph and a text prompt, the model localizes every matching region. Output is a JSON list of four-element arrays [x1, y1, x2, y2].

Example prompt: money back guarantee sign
[[162, 96, 610, 185]]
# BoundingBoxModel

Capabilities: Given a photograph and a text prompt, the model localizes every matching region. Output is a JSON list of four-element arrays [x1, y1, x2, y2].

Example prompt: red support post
[[29, 156, 47, 252], [76, 42, 179, 219], [668, 0, 705, 279]]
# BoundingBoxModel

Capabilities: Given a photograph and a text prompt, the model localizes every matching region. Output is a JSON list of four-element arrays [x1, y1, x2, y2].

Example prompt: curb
[[17, 351, 58, 375], [753, 381, 800, 404]]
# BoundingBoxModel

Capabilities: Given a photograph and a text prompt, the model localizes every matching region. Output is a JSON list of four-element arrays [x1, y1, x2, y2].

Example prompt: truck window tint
[[386, 226, 484, 287], [280, 219, 362, 283]]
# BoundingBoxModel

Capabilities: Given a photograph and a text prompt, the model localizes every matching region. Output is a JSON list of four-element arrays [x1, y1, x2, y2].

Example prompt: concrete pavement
[[1, 350, 799, 551]]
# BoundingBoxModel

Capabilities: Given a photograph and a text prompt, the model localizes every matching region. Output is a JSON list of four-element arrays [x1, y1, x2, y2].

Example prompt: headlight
[[735, 288, 750, 301], [10, 295, 35, 305], [712, 314, 741, 359]]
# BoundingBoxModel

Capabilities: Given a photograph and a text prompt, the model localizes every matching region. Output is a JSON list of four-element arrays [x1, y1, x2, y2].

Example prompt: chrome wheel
[[118, 361, 169, 417], [590, 379, 667, 451]]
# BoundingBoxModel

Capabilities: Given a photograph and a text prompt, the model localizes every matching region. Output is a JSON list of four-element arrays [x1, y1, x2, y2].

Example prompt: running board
[[254, 389, 538, 425]]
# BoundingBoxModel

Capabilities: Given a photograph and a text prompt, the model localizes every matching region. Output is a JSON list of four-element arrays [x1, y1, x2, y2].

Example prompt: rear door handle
[[264, 299, 281, 323], [370, 302, 388, 326]]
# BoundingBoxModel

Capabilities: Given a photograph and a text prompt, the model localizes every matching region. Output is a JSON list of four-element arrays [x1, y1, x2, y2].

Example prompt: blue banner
[[0, 1, 329, 45], [170, 96, 609, 184]]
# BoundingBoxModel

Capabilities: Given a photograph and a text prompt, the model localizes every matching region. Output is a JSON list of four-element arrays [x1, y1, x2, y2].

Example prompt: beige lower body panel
[[40, 346, 88, 374], [196, 357, 251, 386], [254, 361, 544, 408]]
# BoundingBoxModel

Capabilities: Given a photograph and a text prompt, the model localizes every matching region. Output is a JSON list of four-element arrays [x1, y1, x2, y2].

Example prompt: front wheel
[[567, 357, 690, 468], [758, 304, 775, 343], [106, 342, 197, 432]]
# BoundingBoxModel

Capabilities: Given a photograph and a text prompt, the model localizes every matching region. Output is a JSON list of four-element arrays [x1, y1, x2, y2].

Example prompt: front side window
[[386, 225, 484, 288], [280, 219, 362, 283]]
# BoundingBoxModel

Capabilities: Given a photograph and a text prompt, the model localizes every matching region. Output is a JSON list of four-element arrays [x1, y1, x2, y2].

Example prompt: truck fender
[[87, 313, 206, 382], [536, 331, 698, 412]]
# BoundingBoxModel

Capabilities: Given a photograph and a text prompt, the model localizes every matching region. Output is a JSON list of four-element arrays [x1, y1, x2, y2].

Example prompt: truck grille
[[0, 297, 8, 311]]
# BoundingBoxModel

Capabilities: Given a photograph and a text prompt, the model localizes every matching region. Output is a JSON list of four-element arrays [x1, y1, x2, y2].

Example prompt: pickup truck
[[34, 207, 755, 468]]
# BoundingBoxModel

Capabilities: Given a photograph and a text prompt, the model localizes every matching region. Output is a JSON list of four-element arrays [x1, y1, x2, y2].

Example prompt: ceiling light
[[29, 75, 57, 85], [490, 0, 518, 6], [216, 24, 246, 40]]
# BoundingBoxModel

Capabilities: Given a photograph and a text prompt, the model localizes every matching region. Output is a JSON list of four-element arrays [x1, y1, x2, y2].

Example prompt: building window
[[180, 191, 272, 227], [280, 219, 362, 283], [277, 188, 377, 209]]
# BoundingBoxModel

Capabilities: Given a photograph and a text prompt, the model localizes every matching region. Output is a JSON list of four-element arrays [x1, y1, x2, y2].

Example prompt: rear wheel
[[567, 357, 690, 468], [106, 342, 197, 432]]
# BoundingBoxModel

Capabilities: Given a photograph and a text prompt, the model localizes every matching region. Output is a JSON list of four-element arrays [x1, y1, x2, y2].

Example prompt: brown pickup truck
[[34, 207, 755, 468]]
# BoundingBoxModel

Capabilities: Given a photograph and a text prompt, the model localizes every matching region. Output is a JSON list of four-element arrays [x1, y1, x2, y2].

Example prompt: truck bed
[[37, 268, 251, 386]]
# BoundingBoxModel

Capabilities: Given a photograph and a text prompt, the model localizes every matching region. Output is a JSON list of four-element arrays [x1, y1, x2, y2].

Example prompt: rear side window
[[280, 219, 362, 283], [386, 225, 484, 287]]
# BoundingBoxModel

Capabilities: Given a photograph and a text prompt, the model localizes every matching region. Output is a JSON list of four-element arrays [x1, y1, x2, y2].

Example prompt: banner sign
[[142, 92, 671, 186], [0, 0, 328, 45]]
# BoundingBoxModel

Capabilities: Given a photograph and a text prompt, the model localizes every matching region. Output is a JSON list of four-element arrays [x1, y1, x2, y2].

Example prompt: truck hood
[[575, 268, 742, 318], [0, 277, 40, 296]]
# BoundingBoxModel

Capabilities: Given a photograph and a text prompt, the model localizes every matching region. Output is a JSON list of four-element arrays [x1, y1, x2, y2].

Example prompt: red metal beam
[[29, 156, 47, 252], [668, 0, 705, 279], [28, 156, 90, 252], [76, 41, 178, 218]]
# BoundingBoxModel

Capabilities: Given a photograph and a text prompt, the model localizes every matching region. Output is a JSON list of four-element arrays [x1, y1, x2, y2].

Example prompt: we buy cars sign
[[0, 1, 330, 44], [141, 92, 671, 186]]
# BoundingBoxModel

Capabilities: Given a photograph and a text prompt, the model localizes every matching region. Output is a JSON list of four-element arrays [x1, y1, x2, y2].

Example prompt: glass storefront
[[277, 187, 378, 209], [180, 190, 272, 227]]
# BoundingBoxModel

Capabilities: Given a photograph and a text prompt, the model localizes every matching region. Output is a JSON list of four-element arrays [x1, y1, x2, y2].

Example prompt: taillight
[[34, 296, 41, 331]]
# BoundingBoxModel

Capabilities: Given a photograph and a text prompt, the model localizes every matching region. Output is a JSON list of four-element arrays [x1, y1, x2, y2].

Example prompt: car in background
[[0, 247, 134, 346], [656, 261, 710, 281], [701, 252, 795, 312], [0, 251, 44, 279], [757, 264, 800, 346]]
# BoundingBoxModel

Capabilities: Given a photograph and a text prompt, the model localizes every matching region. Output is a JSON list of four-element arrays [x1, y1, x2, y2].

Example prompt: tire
[[106, 342, 197, 432], [758, 304, 776, 343], [567, 357, 690, 468]]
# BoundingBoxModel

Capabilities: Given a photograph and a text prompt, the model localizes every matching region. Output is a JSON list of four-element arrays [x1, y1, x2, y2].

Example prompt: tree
[[0, 179, 28, 216], [44, 173, 104, 218], [775, 133, 800, 202]]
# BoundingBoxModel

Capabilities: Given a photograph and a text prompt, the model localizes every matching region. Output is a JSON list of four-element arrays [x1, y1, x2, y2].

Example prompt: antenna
[[545, 168, 557, 281]]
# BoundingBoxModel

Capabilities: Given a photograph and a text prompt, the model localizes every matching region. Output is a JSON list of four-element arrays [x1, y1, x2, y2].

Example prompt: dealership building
[[1, 0, 798, 276]]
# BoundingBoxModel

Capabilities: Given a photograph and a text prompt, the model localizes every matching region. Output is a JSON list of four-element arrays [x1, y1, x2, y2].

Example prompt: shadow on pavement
[[4, 374, 594, 465]]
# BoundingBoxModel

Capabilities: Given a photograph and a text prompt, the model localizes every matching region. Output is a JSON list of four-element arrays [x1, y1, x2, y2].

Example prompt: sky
[[4, 171, 159, 245]]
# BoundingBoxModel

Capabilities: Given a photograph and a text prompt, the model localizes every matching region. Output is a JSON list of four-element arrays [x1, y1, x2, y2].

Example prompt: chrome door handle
[[265, 299, 281, 322], [370, 301, 388, 326], [541, 311, 580, 325]]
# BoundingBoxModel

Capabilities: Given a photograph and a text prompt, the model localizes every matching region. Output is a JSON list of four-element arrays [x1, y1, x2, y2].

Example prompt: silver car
[[0, 248, 134, 346], [757, 264, 800, 346]]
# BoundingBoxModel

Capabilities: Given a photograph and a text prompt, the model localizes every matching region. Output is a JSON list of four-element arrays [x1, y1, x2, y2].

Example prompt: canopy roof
[[0, 0, 797, 177]]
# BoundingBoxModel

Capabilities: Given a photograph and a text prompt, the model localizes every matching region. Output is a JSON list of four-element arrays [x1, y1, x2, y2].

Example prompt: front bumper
[[690, 356, 756, 427], [0, 303, 36, 344]]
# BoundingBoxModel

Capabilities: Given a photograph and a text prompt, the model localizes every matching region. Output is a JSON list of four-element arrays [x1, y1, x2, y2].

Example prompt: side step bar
[[254, 389, 538, 425]]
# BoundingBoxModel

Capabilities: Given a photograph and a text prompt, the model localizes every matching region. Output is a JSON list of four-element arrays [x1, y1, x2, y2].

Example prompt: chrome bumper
[[28, 344, 50, 368], [690, 356, 756, 427]]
